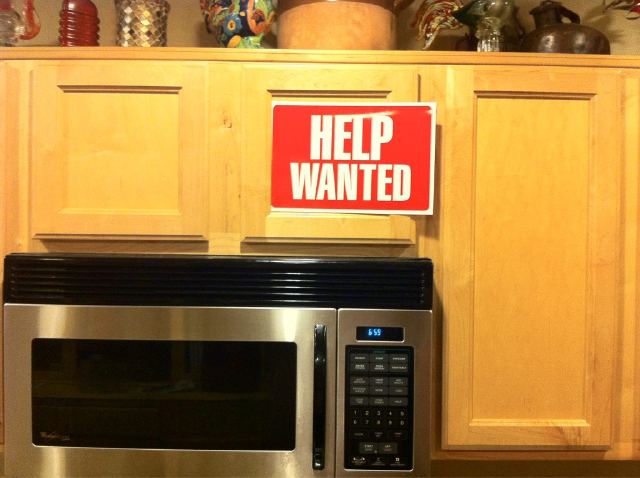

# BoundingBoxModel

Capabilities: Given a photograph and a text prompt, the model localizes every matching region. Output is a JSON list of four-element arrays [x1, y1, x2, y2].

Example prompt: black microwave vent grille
[[3, 254, 432, 310]]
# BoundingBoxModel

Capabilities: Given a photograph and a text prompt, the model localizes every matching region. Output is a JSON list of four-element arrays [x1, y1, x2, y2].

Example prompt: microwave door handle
[[312, 324, 327, 470]]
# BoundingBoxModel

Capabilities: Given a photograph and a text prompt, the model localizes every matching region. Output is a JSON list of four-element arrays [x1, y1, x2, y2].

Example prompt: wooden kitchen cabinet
[[22, 58, 425, 255], [239, 63, 420, 251], [2, 49, 640, 463], [30, 61, 209, 242], [439, 65, 622, 449], [621, 69, 640, 457]]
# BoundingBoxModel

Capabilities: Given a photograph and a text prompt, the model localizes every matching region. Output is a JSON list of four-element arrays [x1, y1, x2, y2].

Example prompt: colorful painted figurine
[[200, 0, 275, 48]]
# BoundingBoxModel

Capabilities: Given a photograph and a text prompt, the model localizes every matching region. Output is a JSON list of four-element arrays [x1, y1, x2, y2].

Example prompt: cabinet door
[[31, 62, 208, 241], [442, 66, 620, 449], [622, 71, 640, 458], [241, 64, 419, 249]]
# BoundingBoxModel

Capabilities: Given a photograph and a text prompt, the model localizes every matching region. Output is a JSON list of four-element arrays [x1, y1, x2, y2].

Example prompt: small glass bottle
[[0, 0, 25, 47], [476, 16, 504, 52]]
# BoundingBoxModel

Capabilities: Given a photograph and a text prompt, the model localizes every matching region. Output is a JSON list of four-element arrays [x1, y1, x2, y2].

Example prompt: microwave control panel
[[344, 346, 413, 471]]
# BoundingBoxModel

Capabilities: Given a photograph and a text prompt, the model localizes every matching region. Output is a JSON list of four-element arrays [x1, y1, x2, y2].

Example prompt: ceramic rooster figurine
[[604, 0, 640, 19], [410, 0, 464, 49]]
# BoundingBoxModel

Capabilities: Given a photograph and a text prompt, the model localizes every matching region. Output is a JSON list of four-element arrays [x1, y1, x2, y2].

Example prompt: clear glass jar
[[452, 0, 523, 52], [476, 16, 504, 51], [0, 1, 24, 46]]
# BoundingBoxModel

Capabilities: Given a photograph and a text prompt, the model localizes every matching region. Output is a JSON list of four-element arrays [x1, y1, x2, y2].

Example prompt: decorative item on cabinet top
[[411, 0, 614, 53], [411, 0, 464, 50], [0, 0, 40, 46], [200, 0, 275, 48], [605, 0, 640, 20], [276, 0, 397, 49], [59, 0, 99, 46], [521, 0, 611, 54], [116, 0, 170, 46], [452, 0, 525, 51]]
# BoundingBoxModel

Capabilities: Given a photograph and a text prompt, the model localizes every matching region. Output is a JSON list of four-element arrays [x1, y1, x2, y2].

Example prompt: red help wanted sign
[[271, 102, 436, 215]]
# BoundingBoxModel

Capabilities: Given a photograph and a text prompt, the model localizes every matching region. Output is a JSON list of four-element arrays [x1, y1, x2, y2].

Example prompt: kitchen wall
[[12, 0, 640, 54]]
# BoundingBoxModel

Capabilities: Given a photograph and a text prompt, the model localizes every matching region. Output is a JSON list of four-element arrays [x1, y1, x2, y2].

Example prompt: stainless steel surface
[[4, 304, 337, 478], [335, 309, 432, 478]]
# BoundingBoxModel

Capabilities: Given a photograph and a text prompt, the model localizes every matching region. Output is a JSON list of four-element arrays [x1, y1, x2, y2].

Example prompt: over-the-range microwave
[[3, 254, 433, 477]]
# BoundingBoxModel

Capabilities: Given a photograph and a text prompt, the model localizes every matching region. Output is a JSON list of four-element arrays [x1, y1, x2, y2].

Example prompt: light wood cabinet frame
[[30, 61, 209, 241], [240, 64, 421, 248], [442, 66, 621, 449]]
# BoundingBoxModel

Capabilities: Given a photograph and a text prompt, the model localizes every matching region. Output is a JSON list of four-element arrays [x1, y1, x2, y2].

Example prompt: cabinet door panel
[[443, 67, 620, 449], [623, 73, 640, 457], [31, 62, 208, 240], [242, 64, 419, 247]]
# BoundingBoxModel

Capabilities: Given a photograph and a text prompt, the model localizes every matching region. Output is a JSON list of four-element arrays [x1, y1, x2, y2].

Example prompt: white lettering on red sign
[[271, 102, 435, 215], [290, 163, 411, 202], [295, 114, 409, 202], [310, 114, 394, 161]]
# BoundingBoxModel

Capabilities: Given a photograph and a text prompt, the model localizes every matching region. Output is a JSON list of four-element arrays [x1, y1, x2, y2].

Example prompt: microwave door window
[[31, 339, 297, 451]]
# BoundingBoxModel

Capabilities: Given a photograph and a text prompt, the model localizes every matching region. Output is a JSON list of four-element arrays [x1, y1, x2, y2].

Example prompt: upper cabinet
[[18, 57, 426, 255], [440, 66, 622, 449], [239, 64, 421, 250], [30, 61, 209, 242]]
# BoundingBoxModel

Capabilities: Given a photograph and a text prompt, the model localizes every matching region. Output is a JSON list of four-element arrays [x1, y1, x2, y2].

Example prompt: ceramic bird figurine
[[453, 0, 516, 29], [411, 0, 464, 50]]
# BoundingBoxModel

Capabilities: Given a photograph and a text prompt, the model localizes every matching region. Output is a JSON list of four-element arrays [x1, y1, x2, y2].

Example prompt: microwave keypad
[[345, 346, 413, 471]]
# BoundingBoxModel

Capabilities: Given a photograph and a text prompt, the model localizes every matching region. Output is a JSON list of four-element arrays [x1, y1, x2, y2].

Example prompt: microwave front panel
[[336, 309, 432, 478], [4, 304, 337, 478]]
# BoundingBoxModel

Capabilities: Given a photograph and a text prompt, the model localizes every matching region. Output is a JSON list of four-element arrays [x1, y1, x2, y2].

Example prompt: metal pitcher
[[521, 0, 610, 54]]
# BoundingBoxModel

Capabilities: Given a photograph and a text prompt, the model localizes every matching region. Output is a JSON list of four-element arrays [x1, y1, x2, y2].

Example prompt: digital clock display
[[356, 326, 404, 342]]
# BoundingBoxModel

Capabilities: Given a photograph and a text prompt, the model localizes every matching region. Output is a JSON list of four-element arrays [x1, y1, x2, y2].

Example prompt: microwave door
[[4, 304, 338, 478]]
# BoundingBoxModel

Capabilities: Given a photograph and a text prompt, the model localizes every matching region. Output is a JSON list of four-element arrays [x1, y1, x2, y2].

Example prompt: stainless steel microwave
[[3, 254, 433, 478]]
